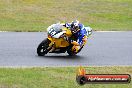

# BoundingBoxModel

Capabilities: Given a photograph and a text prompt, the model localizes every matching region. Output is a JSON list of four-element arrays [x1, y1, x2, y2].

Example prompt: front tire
[[67, 45, 84, 56], [67, 45, 77, 56], [37, 38, 51, 56]]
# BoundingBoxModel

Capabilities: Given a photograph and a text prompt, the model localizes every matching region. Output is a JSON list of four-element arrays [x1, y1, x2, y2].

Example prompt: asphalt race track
[[0, 32, 132, 67]]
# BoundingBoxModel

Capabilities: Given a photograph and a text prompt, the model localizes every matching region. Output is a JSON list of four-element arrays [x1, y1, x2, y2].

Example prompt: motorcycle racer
[[67, 20, 92, 53], [37, 20, 92, 56], [46, 20, 92, 53]]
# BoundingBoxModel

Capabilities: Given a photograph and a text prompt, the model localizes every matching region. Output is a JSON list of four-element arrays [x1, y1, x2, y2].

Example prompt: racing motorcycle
[[37, 23, 84, 56]]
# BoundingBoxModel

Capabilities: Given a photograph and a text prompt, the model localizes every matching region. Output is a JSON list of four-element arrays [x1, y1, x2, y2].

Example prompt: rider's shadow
[[42, 54, 85, 60]]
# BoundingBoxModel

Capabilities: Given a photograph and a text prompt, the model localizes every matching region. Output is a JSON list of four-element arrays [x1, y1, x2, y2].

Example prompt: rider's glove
[[82, 36, 87, 45], [71, 41, 80, 46]]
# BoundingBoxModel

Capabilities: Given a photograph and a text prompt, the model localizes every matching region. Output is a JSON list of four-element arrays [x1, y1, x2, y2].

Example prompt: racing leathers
[[66, 23, 92, 52]]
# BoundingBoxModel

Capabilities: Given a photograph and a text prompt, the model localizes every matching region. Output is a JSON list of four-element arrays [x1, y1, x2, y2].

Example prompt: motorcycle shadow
[[43, 54, 84, 59]]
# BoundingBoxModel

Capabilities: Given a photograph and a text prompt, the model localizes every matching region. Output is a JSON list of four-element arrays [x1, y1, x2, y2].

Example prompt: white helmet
[[71, 20, 80, 33]]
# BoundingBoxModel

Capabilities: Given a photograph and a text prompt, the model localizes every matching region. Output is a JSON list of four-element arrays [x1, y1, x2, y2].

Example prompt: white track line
[[0, 31, 8, 32], [96, 31, 128, 32]]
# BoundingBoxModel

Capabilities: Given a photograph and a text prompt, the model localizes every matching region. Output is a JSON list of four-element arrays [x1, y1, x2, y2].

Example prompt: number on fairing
[[48, 28, 56, 36]]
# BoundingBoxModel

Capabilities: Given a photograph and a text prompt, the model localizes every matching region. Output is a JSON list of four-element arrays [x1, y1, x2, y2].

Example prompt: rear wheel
[[37, 38, 51, 56]]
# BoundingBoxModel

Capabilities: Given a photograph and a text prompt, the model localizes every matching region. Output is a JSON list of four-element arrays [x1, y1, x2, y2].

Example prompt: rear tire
[[37, 38, 51, 56]]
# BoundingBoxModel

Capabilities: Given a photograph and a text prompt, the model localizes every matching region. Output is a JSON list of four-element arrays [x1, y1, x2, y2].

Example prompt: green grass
[[0, 66, 131, 88], [0, 0, 131, 31]]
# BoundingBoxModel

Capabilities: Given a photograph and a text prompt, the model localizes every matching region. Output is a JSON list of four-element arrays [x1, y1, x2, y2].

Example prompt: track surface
[[0, 32, 132, 67]]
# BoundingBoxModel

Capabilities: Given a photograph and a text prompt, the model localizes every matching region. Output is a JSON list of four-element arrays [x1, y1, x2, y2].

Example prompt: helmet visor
[[71, 26, 79, 33]]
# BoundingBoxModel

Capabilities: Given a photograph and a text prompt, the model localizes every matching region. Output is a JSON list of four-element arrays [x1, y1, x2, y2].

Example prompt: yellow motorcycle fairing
[[47, 27, 72, 48]]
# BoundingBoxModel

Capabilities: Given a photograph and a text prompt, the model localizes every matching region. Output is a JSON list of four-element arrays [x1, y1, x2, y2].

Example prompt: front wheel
[[37, 38, 51, 56], [67, 45, 77, 56], [67, 45, 84, 56]]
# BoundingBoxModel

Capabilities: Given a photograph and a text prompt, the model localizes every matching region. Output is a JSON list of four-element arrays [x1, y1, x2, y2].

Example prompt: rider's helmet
[[70, 20, 80, 34]]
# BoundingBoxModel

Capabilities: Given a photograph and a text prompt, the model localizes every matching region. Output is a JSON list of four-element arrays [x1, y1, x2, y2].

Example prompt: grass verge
[[0, 66, 131, 88], [0, 0, 132, 31]]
